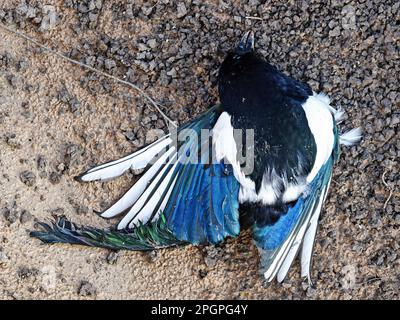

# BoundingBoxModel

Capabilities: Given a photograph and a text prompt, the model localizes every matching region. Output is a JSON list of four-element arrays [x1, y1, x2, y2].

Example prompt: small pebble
[[20, 171, 36, 187]]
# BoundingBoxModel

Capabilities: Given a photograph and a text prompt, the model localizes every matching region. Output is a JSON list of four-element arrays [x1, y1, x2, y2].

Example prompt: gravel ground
[[0, 0, 398, 300]]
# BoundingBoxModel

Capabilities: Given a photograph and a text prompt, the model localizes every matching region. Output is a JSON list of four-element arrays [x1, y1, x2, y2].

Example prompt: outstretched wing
[[255, 153, 335, 284], [254, 95, 342, 285], [32, 105, 241, 248]]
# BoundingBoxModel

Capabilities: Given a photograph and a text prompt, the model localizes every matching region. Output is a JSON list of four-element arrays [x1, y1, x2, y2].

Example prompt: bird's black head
[[218, 31, 266, 89], [235, 30, 255, 56], [219, 31, 257, 76], [218, 31, 270, 113]]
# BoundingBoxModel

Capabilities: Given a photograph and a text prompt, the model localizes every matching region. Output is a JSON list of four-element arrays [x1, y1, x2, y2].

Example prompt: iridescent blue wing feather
[[165, 162, 240, 244], [164, 109, 240, 244], [254, 123, 338, 284]]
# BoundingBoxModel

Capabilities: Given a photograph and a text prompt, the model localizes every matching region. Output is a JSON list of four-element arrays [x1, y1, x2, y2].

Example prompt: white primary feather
[[276, 227, 307, 283], [340, 127, 362, 146], [263, 91, 337, 282], [300, 176, 332, 282], [263, 93, 361, 283], [300, 211, 320, 283], [263, 229, 300, 282], [277, 191, 325, 283], [117, 151, 178, 229], [262, 204, 314, 282], [78, 135, 172, 182], [264, 179, 328, 283], [100, 147, 176, 218], [151, 175, 179, 223], [127, 157, 181, 229]]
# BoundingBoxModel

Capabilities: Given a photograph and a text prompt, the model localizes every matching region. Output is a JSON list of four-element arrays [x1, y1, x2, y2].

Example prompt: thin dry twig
[[381, 170, 393, 210], [331, 179, 340, 186], [356, 277, 381, 285], [245, 16, 263, 21], [357, 275, 399, 286], [0, 23, 178, 130]]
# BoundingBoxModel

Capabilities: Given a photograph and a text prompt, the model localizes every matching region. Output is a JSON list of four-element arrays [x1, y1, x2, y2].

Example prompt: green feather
[[30, 212, 187, 251]]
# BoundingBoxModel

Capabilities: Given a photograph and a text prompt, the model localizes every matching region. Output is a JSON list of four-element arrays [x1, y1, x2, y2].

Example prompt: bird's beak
[[237, 31, 254, 54]]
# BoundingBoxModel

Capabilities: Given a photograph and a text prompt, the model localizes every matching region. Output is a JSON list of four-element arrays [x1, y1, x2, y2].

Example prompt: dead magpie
[[31, 31, 362, 284]]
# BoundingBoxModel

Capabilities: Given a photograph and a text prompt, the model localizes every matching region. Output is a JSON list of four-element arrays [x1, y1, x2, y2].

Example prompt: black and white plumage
[[31, 31, 362, 284], [215, 31, 361, 283]]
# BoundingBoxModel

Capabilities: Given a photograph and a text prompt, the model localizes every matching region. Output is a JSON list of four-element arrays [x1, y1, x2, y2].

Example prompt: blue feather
[[255, 199, 304, 250], [163, 107, 240, 245]]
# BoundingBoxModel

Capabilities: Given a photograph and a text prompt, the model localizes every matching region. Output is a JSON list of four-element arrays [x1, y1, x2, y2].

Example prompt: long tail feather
[[30, 213, 186, 251]]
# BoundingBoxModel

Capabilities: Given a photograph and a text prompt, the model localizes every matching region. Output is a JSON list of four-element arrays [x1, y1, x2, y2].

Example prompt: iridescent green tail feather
[[30, 213, 187, 251]]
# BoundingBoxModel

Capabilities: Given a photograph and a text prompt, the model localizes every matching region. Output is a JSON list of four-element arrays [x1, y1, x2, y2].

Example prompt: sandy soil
[[0, 0, 398, 299]]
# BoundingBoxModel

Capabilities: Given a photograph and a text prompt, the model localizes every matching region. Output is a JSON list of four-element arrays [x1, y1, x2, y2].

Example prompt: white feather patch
[[258, 169, 281, 205], [258, 184, 278, 205], [340, 127, 362, 146], [238, 185, 258, 203], [282, 182, 307, 203], [313, 92, 344, 122], [213, 112, 309, 205], [212, 112, 257, 202], [302, 94, 335, 183]]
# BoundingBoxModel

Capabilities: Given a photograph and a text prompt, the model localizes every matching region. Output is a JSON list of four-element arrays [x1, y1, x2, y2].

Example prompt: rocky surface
[[0, 0, 398, 299]]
